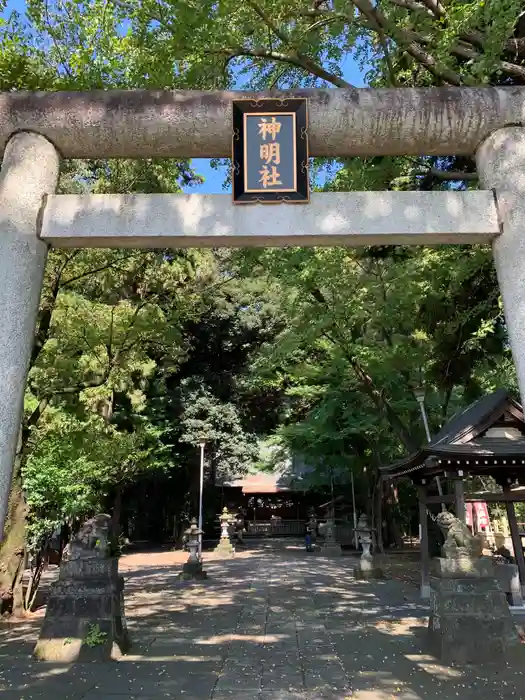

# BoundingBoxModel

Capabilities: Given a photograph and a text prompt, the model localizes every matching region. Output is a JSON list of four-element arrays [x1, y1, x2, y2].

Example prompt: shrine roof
[[380, 389, 525, 481], [224, 472, 293, 494]]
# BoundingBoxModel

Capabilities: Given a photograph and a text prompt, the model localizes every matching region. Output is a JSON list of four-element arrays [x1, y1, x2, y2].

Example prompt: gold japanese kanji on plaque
[[232, 98, 309, 204]]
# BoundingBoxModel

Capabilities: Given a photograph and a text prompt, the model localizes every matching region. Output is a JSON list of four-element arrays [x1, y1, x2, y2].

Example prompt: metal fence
[[246, 520, 305, 536]]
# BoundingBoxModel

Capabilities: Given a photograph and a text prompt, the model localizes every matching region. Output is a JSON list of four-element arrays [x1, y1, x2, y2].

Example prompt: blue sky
[[192, 54, 366, 194], [3, 0, 367, 193]]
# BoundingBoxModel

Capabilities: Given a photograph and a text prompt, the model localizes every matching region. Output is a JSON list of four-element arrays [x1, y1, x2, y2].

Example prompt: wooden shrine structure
[[221, 471, 320, 536], [381, 389, 525, 598]]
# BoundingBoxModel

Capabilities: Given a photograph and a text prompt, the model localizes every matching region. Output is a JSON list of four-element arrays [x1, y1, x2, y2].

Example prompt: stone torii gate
[[1, 86, 525, 535]]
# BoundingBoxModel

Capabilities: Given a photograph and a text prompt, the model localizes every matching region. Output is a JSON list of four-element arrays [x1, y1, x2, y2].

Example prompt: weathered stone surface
[[321, 543, 343, 557], [178, 558, 208, 581], [0, 132, 59, 534], [41, 190, 499, 250], [477, 128, 525, 406], [214, 508, 235, 558], [354, 514, 383, 578], [435, 511, 483, 560], [214, 539, 235, 557], [3, 87, 525, 159], [34, 572, 130, 662], [61, 513, 112, 562], [431, 555, 494, 578], [353, 560, 384, 580], [34, 539, 130, 662], [428, 557, 522, 665], [59, 556, 118, 581], [494, 561, 523, 606]]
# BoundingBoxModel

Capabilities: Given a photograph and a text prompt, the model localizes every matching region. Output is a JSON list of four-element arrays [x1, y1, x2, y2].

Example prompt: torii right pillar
[[477, 128, 525, 402], [477, 129, 525, 592]]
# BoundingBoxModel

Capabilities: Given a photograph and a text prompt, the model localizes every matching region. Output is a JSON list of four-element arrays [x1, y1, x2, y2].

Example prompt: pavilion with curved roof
[[380, 389, 525, 598]]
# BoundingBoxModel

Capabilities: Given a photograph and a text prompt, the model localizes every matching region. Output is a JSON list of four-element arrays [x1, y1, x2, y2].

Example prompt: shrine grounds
[[1, 539, 524, 700]]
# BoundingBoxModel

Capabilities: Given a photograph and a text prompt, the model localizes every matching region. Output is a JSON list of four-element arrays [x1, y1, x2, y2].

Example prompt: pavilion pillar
[[453, 479, 466, 523], [417, 483, 430, 599], [0, 132, 60, 537], [503, 484, 525, 595], [476, 128, 525, 407]]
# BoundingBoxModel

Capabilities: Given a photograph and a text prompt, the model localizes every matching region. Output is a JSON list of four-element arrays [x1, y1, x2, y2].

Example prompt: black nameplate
[[232, 98, 309, 204]]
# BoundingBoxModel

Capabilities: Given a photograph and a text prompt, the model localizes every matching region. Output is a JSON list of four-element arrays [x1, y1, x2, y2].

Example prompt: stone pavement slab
[[1, 540, 525, 699]]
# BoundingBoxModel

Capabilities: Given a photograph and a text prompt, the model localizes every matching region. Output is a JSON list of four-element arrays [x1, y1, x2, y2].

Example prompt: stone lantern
[[178, 518, 207, 580], [321, 505, 342, 556], [214, 507, 235, 557], [354, 513, 382, 579]]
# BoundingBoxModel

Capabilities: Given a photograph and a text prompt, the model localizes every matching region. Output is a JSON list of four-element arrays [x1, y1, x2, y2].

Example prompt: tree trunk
[[0, 462, 27, 616], [24, 543, 48, 613], [383, 482, 403, 548], [111, 484, 123, 542], [373, 475, 384, 553], [11, 546, 27, 617]]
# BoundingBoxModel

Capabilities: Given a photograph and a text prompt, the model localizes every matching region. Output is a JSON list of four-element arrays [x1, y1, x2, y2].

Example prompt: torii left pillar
[[0, 132, 60, 538]]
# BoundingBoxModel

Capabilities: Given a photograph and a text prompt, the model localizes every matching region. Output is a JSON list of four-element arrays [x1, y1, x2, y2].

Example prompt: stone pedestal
[[214, 507, 235, 558], [178, 557, 208, 580], [428, 557, 522, 665], [214, 537, 235, 557], [321, 517, 342, 557], [353, 553, 383, 580], [178, 518, 208, 580], [34, 556, 130, 662], [494, 561, 523, 607], [354, 515, 383, 579]]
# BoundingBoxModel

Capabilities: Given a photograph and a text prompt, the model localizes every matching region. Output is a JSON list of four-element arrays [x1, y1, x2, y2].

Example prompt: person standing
[[305, 522, 313, 552]]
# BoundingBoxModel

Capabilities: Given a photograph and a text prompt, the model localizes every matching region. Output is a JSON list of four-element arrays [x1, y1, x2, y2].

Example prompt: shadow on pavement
[[0, 540, 524, 699]]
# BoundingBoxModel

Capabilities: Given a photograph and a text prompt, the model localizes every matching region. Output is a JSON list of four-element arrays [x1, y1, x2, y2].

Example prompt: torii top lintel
[[0, 86, 524, 160]]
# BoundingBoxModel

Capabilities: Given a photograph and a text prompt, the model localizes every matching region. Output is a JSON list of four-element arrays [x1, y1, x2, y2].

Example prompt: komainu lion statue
[[62, 514, 112, 561], [436, 510, 483, 559]]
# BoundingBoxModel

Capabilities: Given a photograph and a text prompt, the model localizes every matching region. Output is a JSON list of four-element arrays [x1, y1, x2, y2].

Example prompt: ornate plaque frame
[[232, 98, 309, 204]]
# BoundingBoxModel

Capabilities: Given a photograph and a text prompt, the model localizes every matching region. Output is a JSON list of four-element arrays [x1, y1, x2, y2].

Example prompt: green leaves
[[178, 384, 259, 482]]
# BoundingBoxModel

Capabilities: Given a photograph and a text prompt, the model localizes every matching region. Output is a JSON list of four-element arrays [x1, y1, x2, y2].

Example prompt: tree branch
[[390, 0, 439, 13], [352, 1, 398, 86], [216, 47, 354, 87], [61, 252, 143, 287], [31, 252, 80, 368], [390, 0, 525, 70], [245, 0, 291, 45], [240, 0, 357, 88], [350, 0, 462, 85], [21, 398, 50, 451], [420, 167, 478, 182], [405, 27, 525, 81]]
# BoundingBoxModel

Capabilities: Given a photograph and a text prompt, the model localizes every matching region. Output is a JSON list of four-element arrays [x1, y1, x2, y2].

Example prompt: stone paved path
[[1, 540, 525, 699]]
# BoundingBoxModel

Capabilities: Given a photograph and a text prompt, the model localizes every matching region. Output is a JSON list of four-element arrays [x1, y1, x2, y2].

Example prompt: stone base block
[[431, 556, 494, 579], [178, 559, 208, 580], [493, 562, 523, 606], [34, 614, 130, 662], [178, 570, 208, 581], [34, 568, 130, 662], [428, 564, 523, 665], [321, 543, 342, 557], [353, 554, 383, 579], [59, 556, 118, 582], [214, 539, 234, 557]]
